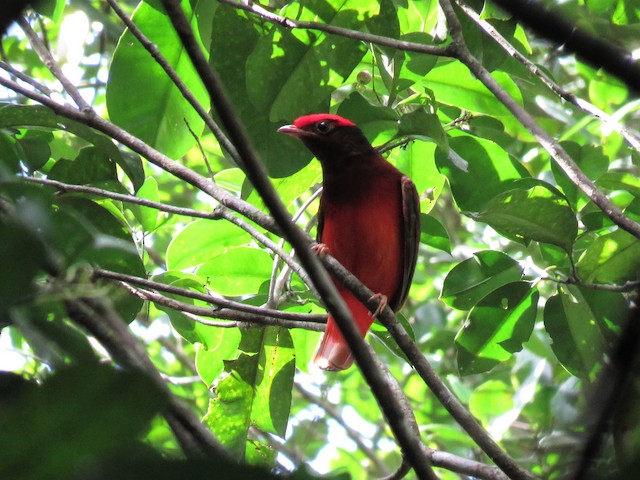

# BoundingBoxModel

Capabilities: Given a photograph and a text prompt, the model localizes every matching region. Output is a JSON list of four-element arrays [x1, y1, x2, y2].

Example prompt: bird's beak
[[277, 125, 311, 138]]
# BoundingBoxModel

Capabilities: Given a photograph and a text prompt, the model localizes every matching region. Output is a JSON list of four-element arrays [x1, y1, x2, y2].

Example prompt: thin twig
[[118, 282, 325, 331], [0, 60, 52, 96], [93, 267, 325, 324], [218, 0, 453, 57], [17, 17, 92, 112]]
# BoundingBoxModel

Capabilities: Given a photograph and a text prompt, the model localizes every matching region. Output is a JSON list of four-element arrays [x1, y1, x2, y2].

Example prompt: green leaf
[[576, 228, 640, 284], [0, 104, 144, 190], [107, 0, 209, 159], [48, 146, 118, 185], [468, 380, 514, 426], [597, 171, 640, 198], [166, 219, 251, 270], [425, 61, 523, 116], [441, 250, 523, 310], [337, 93, 399, 143], [195, 328, 242, 387], [17, 131, 52, 172], [0, 364, 166, 480], [394, 138, 445, 212], [152, 271, 217, 345], [204, 327, 294, 460], [551, 142, 608, 207], [0, 132, 20, 174], [210, 8, 310, 176], [543, 287, 608, 378], [398, 109, 448, 151], [420, 213, 451, 253], [455, 282, 538, 375], [0, 217, 48, 309], [197, 247, 273, 296], [474, 184, 578, 251], [289, 327, 323, 373], [435, 134, 529, 212], [128, 176, 161, 232]]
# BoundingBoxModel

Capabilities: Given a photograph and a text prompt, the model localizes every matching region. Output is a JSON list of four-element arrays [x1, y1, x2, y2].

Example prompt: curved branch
[[117, 282, 324, 331]]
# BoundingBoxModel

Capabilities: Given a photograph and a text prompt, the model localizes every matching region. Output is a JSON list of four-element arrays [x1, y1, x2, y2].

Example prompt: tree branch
[[440, 0, 640, 241], [218, 0, 453, 57], [104, 0, 242, 166], [159, 1, 438, 478], [455, 0, 640, 152], [17, 16, 91, 111], [489, 0, 640, 95], [116, 282, 324, 331], [92, 267, 326, 325]]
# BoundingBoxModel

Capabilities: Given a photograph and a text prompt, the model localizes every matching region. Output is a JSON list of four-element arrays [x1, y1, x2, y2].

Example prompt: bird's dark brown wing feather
[[390, 176, 420, 311]]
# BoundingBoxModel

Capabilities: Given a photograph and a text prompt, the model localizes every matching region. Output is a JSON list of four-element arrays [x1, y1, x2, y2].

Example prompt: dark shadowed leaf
[[441, 250, 523, 310], [455, 282, 538, 375]]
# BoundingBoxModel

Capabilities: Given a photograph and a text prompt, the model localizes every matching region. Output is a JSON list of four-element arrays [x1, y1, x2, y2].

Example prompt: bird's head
[[278, 114, 375, 167]]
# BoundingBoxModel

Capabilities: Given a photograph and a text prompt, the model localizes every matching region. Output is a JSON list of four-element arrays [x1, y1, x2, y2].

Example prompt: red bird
[[278, 114, 420, 370]]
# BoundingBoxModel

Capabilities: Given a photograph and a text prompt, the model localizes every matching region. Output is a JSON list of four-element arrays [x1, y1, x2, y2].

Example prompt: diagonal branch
[[455, 0, 640, 152], [105, 0, 241, 166], [488, 0, 640, 95], [440, 0, 640, 240], [93, 267, 325, 324], [159, 1, 438, 478]]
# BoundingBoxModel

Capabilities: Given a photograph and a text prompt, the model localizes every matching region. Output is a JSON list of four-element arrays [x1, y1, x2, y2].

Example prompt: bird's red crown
[[293, 114, 355, 129]]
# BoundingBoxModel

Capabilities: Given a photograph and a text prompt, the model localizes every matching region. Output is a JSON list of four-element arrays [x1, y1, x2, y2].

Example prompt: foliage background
[[1, 0, 639, 479]]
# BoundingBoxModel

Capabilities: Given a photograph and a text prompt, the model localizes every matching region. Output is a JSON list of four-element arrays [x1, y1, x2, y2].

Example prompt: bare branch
[[118, 282, 325, 331], [93, 267, 325, 325]]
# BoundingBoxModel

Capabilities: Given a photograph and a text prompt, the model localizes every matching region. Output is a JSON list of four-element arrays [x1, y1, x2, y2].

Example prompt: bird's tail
[[312, 291, 373, 371]]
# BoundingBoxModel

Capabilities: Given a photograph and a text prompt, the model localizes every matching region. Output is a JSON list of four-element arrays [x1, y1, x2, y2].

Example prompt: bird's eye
[[315, 121, 334, 134]]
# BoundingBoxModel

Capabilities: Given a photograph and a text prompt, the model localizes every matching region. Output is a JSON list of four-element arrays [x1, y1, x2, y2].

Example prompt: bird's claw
[[369, 293, 388, 318], [312, 243, 330, 257]]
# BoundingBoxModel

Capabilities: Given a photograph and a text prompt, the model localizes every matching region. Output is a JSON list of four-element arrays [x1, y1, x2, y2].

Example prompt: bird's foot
[[311, 243, 330, 257], [369, 293, 388, 318]]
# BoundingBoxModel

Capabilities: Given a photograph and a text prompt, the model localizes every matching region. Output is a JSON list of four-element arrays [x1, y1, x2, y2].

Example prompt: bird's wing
[[391, 175, 420, 311]]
